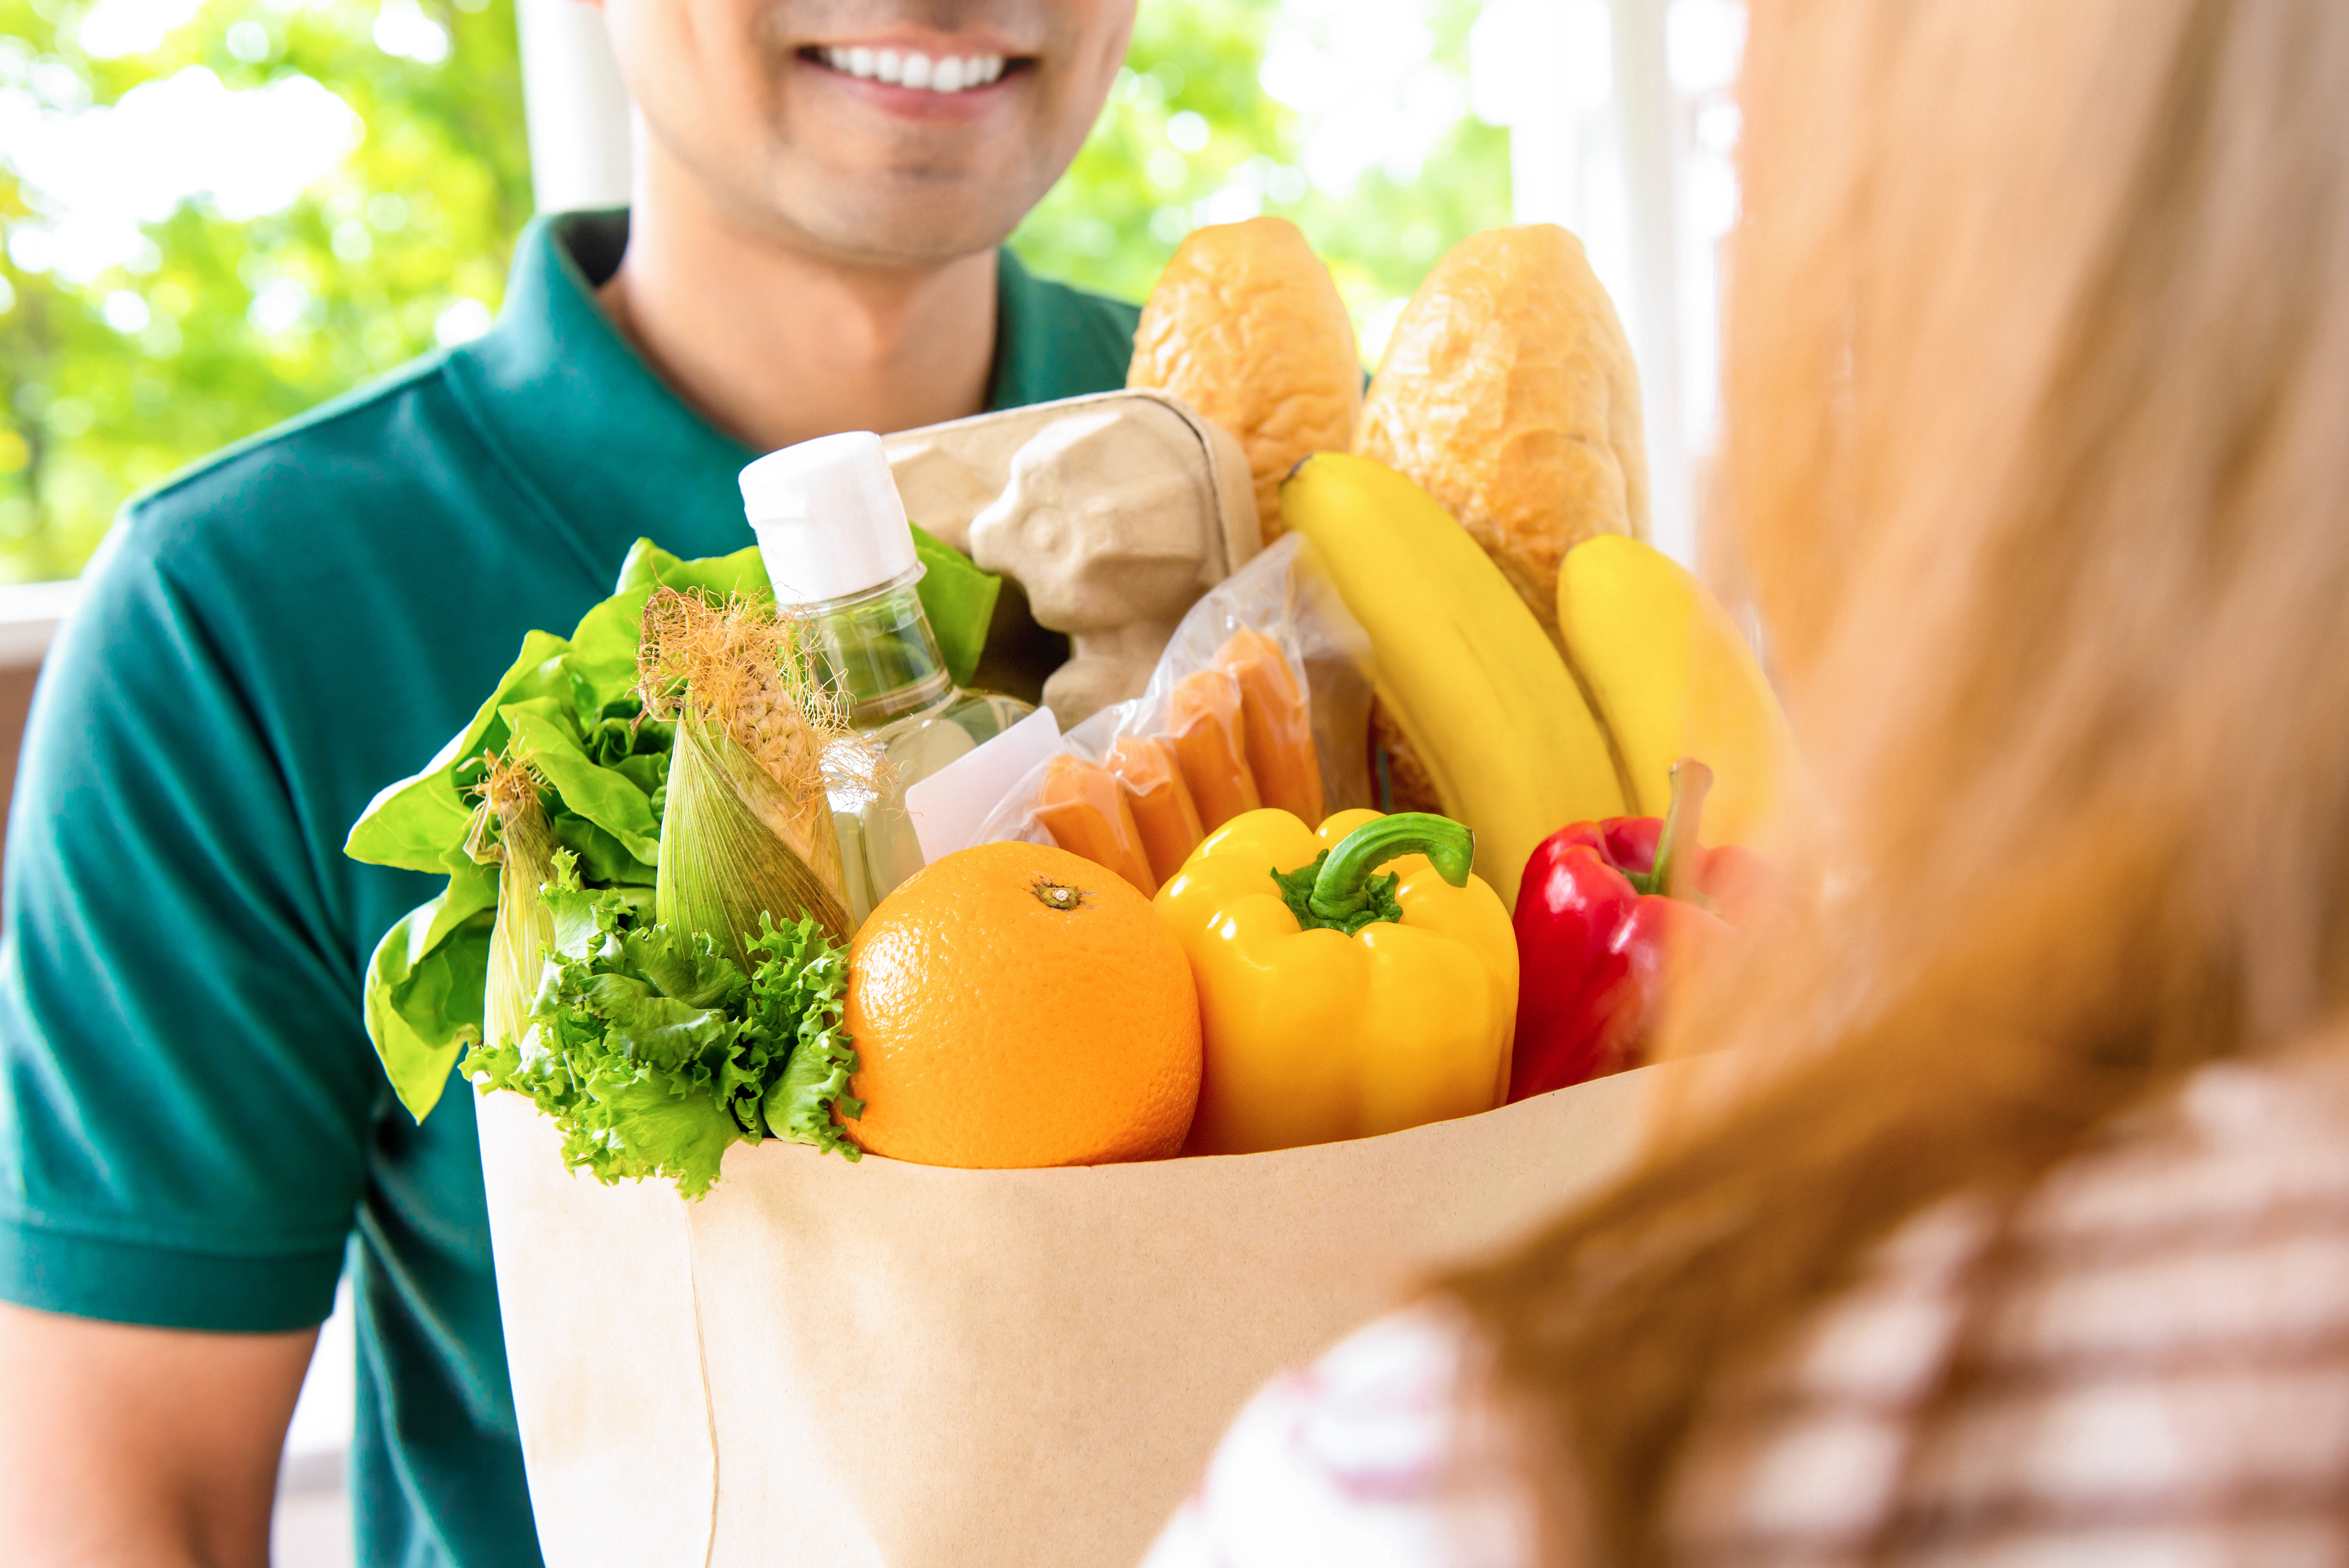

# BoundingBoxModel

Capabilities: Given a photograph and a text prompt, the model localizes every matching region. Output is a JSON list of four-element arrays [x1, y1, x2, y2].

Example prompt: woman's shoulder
[[1145, 1048, 2349, 1568], [1673, 1045, 2349, 1561], [1140, 1302, 1539, 1568]]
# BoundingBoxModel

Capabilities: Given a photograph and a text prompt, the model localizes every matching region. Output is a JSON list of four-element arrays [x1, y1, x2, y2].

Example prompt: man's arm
[[0, 536, 371, 1563], [0, 1299, 317, 1568]]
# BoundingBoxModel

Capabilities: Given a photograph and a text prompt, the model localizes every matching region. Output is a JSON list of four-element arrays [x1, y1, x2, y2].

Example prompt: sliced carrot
[[1107, 736, 1206, 884], [1217, 627, 1323, 824], [1166, 668, 1261, 833], [1033, 754, 1157, 896]]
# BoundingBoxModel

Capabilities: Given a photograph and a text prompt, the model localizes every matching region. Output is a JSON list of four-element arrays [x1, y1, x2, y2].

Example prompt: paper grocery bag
[[477, 1066, 1658, 1568]]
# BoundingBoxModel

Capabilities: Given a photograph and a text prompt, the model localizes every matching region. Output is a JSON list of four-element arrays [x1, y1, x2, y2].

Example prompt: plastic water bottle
[[741, 432, 1031, 925]]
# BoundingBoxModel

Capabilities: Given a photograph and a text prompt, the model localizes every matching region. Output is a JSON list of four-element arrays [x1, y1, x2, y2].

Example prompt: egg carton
[[882, 389, 1262, 726]]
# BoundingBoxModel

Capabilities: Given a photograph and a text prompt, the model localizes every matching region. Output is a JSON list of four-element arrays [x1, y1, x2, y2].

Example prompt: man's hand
[[0, 1299, 318, 1568]]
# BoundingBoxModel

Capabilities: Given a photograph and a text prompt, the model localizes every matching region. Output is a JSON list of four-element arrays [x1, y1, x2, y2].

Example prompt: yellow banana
[[1281, 453, 1623, 905], [1555, 534, 1799, 846]]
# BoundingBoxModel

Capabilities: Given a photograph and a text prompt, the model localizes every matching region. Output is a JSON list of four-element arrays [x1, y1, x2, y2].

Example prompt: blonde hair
[[1452, 0, 2349, 1560]]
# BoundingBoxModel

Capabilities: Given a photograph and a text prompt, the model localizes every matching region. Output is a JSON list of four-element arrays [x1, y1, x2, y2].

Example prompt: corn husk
[[638, 589, 860, 960], [467, 754, 559, 1055]]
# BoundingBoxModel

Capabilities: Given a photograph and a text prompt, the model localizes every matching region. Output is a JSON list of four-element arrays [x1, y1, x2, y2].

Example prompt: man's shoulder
[[62, 338, 571, 749], [120, 346, 486, 564]]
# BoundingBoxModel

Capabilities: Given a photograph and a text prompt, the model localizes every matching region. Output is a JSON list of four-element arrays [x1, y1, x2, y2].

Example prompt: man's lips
[[796, 40, 1037, 108]]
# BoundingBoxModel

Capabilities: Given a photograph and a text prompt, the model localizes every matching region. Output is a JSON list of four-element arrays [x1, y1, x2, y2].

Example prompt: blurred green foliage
[[0, 0, 528, 581], [1016, 0, 1509, 341], [0, 0, 1507, 584]]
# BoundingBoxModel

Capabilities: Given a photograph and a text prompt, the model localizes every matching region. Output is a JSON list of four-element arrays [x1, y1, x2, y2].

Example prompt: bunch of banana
[[1339, 222, 1796, 892], [1283, 454, 1799, 907], [1281, 453, 1623, 901]]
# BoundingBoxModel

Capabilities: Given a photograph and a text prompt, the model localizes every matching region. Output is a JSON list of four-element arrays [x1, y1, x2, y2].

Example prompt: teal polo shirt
[[0, 211, 1138, 1567]]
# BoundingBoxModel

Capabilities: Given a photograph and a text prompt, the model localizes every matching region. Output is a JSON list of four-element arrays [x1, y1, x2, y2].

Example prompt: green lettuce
[[348, 530, 995, 1134], [910, 525, 1001, 688], [361, 869, 496, 1119], [347, 539, 770, 882], [348, 540, 769, 1119], [465, 859, 861, 1197]]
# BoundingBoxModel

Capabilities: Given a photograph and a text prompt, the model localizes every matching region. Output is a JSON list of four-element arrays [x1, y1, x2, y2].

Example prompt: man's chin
[[764, 174, 1042, 270]]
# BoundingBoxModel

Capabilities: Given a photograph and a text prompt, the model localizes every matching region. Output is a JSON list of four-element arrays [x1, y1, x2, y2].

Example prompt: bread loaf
[[1129, 217, 1362, 540], [1356, 225, 1648, 636]]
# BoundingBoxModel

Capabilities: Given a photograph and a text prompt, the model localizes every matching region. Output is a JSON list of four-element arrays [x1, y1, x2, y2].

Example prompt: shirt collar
[[440, 211, 1062, 581], [441, 211, 753, 579]]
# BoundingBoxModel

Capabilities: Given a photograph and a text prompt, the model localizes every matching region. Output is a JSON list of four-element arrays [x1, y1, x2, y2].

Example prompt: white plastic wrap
[[972, 534, 1375, 891]]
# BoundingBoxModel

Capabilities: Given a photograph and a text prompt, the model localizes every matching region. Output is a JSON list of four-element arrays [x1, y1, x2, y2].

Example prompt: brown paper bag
[[477, 1065, 1658, 1568]]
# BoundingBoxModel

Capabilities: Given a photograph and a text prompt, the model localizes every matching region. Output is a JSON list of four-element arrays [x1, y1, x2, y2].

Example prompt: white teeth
[[820, 45, 1008, 92]]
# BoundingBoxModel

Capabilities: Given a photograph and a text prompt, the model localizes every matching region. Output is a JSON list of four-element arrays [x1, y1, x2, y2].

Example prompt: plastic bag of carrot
[[974, 534, 1374, 895]]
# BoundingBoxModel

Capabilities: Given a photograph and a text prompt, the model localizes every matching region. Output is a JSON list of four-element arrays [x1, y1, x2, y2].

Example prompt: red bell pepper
[[1508, 760, 1778, 1100]]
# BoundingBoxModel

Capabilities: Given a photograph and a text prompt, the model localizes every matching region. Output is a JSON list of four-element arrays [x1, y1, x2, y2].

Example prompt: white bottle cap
[[739, 431, 921, 605]]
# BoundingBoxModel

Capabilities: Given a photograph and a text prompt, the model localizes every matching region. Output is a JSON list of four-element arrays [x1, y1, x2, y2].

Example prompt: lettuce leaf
[[363, 866, 496, 1121], [464, 861, 860, 1197], [346, 631, 574, 878], [748, 916, 863, 1150], [344, 540, 766, 880], [348, 542, 760, 1116], [500, 704, 663, 867], [909, 524, 1000, 688], [350, 531, 995, 1136]]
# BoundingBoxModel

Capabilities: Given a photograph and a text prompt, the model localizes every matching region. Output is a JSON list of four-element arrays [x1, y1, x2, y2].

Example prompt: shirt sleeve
[[0, 526, 373, 1331], [1138, 1305, 1541, 1568]]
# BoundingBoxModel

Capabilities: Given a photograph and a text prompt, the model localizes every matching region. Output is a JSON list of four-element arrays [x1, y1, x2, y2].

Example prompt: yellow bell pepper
[[1152, 807, 1518, 1155]]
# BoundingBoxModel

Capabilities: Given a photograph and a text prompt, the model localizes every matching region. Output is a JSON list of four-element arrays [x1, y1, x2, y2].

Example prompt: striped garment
[[1143, 1048, 2349, 1567]]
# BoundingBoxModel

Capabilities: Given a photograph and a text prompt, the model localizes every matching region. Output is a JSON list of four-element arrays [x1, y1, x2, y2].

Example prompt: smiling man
[[0, 4, 1138, 1566]]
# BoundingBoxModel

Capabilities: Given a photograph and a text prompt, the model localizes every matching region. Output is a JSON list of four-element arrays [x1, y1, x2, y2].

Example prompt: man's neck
[[598, 151, 1001, 453]]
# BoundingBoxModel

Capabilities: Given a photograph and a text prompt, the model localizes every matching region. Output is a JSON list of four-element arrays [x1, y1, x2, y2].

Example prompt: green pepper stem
[[1639, 758, 1714, 899], [1308, 812, 1475, 924]]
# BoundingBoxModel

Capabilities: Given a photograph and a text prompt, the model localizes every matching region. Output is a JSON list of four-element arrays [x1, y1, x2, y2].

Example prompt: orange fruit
[[841, 841, 1202, 1168]]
